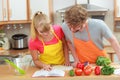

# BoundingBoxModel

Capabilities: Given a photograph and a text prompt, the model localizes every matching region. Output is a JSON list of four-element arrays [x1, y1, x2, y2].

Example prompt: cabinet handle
[[30, 9, 32, 19], [9, 9, 12, 18], [118, 6, 120, 17], [117, 5, 120, 17]]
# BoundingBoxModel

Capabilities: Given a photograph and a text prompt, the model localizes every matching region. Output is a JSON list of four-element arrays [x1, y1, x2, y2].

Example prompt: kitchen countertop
[[0, 49, 30, 56], [0, 63, 120, 80], [0, 46, 116, 62], [0, 46, 115, 56], [0, 49, 30, 64]]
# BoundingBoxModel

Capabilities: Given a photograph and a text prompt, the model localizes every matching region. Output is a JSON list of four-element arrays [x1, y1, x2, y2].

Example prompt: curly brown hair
[[64, 5, 88, 27]]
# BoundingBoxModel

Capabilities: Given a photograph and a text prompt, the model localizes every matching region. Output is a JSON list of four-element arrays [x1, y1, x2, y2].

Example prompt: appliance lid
[[12, 34, 28, 40]]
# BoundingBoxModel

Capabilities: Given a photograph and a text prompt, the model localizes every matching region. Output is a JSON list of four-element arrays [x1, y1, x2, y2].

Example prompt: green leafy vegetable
[[69, 69, 75, 76], [101, 65, 115, 75], [96, 56, 111, 66]]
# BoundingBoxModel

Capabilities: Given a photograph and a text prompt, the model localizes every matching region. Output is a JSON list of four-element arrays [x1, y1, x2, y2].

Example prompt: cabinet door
[[116, 0, 120, 17], [9, 0, 27, 20], [0, 0, 3, 21], [29, 0, 49, 19], [0, 0, 8, 21]]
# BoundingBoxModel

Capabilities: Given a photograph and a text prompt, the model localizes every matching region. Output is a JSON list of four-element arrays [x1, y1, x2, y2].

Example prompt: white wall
[[77, 0, 114, 10], [53, 0, 75, 12], [76, 0, 89, 4], [53, 0, 76, 24], [90, 0, 114, 10]]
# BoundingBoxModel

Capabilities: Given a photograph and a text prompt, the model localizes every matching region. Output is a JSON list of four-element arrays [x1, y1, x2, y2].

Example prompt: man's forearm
[[109, 36, 120, 60]]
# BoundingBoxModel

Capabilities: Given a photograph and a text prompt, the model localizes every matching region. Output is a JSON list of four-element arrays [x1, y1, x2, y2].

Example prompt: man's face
[[67, 24, 83, 33]]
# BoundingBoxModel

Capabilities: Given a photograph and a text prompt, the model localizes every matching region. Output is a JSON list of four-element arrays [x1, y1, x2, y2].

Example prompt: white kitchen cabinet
[[114, 0, 120, 32], [116, 0, 120, 17], [0, 0, 2, 21], [8, 0, 27, 20], [0, 0, 8, 21], [0, 0, 27, 22], [29, 0, 50, 19], [0, 0, 53, 24]]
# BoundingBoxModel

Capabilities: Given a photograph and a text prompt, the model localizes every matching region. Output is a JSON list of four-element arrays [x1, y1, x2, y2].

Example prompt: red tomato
[[94, 66, 101, 75], [76, 63, 84, 70], [84, 65, 93, 75], [75, 68, 83, 76]]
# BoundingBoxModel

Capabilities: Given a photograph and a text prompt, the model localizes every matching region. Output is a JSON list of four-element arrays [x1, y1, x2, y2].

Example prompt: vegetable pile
[[96, 56, 115, 75], [69, 62, 93, 76], [69, 56, 115, 76]]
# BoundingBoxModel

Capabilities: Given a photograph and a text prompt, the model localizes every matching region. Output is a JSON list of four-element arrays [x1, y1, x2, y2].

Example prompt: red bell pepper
[[94, 66, 101, 75], [76, 62, 84, 70]]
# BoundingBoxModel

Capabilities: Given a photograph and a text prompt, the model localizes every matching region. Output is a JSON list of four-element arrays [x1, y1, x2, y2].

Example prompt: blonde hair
[[31, 11, 51, 39], [64, 5, 88, 27]]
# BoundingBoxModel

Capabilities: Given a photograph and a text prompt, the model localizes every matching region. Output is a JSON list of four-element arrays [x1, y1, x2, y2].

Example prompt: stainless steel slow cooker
[[11, 34, 28, 50]]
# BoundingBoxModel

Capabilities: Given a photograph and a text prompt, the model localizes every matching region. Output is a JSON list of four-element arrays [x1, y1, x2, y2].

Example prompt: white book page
[[32, 69, 65, 77], [32, 65, 73, 77]]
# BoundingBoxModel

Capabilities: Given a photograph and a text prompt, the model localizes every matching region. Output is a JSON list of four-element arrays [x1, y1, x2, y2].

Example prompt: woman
[[28, 11, 70, 70]]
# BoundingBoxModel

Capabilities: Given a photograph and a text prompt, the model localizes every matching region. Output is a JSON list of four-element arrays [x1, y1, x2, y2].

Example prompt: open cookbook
[[32, 65, 73, 77]]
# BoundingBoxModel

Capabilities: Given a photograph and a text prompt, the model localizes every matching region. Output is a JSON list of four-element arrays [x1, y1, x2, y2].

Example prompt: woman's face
[[36, 27, 51, 37]]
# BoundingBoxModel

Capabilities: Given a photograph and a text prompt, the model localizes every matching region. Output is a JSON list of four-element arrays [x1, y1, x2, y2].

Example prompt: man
[[61, 5, 120, 66]]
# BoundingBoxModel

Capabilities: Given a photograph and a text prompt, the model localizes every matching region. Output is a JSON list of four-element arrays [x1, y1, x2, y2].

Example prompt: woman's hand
[[64, 60, 71, 66], [43, 64, 52, 71]]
